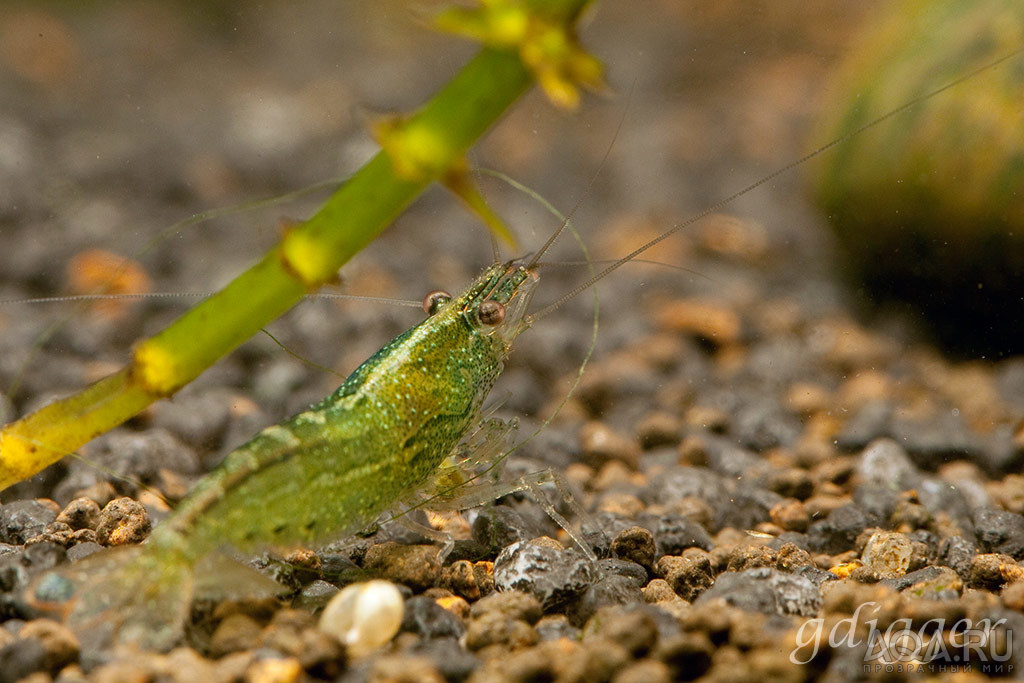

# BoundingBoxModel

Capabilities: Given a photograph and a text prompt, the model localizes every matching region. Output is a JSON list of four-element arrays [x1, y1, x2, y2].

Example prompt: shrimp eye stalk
[[477, 300, 505, 326], [422, 290, 452, 315]]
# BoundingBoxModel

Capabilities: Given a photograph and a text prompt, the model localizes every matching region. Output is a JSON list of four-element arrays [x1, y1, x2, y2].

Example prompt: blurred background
[[0, 0, 1019, 434]]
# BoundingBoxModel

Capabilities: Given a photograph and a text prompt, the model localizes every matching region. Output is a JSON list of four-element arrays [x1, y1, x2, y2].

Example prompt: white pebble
[[318, 579, 404, 656]]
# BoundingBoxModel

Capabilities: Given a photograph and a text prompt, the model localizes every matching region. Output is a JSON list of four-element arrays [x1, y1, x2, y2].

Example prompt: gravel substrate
[[2, 2, 1023, 681]]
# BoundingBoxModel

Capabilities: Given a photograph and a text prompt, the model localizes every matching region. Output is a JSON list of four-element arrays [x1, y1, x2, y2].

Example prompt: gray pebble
[[807, 503, 867, 555], [648, 514, 713, 557], [732, 397, 802, 452], [535, 614, 580, 641], [569, 573, 644, 627], [494, 540, 599, 609], [856, 438, 917, 490], [836, 402, 892, 452], [292, 580, 339, 612], [410, 637, 480, 682], [148, 388, 232, 450], [0, 501, 56, 545], [973, 506, 1024, 559], [0, 636, 47, 683], [795, 565, 837, 587], [471, 506, 535, 554], [597, 558, 648, 588], [695, 567, 821, 617], [65, 541, 102, 563], [852, 484, 900, 525], [916, 477, 975, 536], [401, 596, 465, 640], [940, 535, 978, 581], [880, 566, 961, 598], [890, 412, 986, 470]]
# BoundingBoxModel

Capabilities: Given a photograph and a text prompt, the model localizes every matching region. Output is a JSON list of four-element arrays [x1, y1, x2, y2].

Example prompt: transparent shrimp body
[[28, 262, 538, 653]]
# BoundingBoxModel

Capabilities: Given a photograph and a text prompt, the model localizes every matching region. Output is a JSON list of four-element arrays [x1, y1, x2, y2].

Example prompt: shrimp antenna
[[532, 46, 1024, 321], [525, 79, 636, 270]]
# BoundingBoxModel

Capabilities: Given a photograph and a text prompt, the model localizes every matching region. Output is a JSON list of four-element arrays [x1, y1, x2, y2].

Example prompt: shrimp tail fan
[[26, 535, 195, 659]]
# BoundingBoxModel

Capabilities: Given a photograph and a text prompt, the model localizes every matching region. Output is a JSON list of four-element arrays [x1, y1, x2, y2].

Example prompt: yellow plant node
[[0, 431, 48, 486], [434, 0, 604, 110], [133, 340, 183, 397], [280, 230, 336, 288], [374, 116, 452, 182]]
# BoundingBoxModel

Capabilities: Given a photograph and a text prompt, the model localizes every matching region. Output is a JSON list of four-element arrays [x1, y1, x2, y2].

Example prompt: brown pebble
[[26, 521, 75, 548], [656, 297, 741, 347], [969, 553, 1017, 590], [584, 606, 659, 657], [464, 612, 538, 651], [785, 382, 831, 416], [988, 473, 1024, 515], [635, 412, 681, 450], [579, 421, 641, 469], [470, 590, 542, 624], [71, 481, 118, 508], [726, 544, 775, 572], [19, 619, 79, 673], [592, 460, 639, 491], [1001, 581, 1024, 610], [435, 594, 471, 622], [259, 611, 344, 677], [849, 565, 882, 583], [683, 406, 730, 434], [775, 543, 813, 572], [95, 497, 151, 546], [569, 636, 631, 681], [654, 549, 713, 602], [215, 651, 256, 682], [642, 578, 678, 604], [611, 526, 656, 571], [745, 646, 807, 682], [803, 495, 848, 520], [210, 613, 263, 657], [766, 468, 814, 501], [441, 560, 482, 600], [56, 498, 101, 531], [676, 435, 710, 466], [597, 492, 646, 517], [370, 654, 443, 683], [612, 658, 672, 683], [163, 648, 219, 682], [769, 499, 810, 532], [244, 656, 303, 683], [652, 631, 714, 679], [889, 499, 931, 530], [362, 542, 440, 592]]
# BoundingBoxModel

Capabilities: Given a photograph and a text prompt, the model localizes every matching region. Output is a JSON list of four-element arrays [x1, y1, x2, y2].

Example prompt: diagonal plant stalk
[[0, 0, 598, 491]]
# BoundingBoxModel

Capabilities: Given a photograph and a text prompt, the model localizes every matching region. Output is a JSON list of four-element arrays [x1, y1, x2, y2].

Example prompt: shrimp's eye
[[477, 300, 506, 326], [422, 290, 451, 315]]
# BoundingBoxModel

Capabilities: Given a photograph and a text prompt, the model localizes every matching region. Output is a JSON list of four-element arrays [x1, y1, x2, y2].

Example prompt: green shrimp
[[28, 260, 539, 653]]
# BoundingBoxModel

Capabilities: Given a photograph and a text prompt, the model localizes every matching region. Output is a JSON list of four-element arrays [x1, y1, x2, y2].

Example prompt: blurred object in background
[[810, 0, 1024, 359]]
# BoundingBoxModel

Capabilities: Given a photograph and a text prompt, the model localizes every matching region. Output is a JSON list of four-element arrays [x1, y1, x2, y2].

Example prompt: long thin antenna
[[532, 46, 1024, 321], [525, 79, 636, 270]]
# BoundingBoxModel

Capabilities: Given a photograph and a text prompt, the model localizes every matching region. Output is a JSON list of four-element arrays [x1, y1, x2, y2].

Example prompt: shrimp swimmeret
[[27, 260, 545, 652]]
